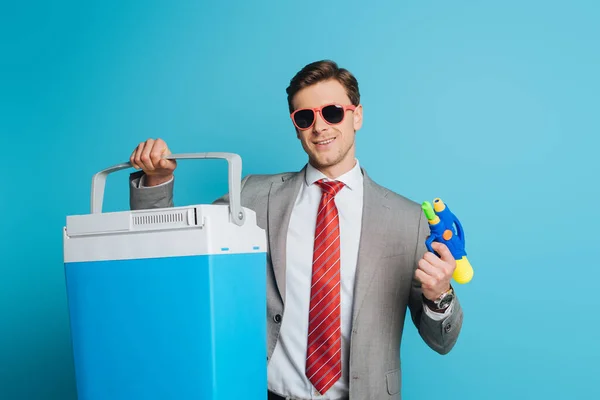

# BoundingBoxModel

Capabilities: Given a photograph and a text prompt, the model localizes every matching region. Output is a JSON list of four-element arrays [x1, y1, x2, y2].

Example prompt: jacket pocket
[[386, 368, 401, 395]]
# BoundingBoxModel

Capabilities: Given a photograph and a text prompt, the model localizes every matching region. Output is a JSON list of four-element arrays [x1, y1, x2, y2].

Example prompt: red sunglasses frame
[[290, 103, 357, 130]]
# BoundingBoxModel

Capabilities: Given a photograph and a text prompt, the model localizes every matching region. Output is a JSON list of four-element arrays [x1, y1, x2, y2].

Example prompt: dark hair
[[286, 60, 360, 113]]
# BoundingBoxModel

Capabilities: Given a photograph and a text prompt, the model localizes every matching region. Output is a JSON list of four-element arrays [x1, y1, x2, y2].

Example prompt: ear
[[353, 104, 363, 131]]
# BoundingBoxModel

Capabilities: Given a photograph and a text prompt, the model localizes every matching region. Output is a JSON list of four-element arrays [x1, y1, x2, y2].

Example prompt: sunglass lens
[[322, 105, 345, 124], [294, 109, 315, 129]]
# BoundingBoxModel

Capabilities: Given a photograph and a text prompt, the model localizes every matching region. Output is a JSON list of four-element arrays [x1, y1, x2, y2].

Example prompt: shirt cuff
[[423, 299, 454, 321], [138, 174, 174, 188]]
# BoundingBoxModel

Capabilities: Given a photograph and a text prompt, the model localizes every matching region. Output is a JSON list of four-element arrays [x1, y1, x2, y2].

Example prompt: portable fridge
[[62, 153, 267, 400]]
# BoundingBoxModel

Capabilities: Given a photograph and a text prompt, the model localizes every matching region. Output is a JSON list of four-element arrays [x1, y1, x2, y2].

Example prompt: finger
[[423, 251, 446, 269], [418, 258, 445, 281], [130, 147, 140, 169], [431, 241, 455, 263], [150, 139, 166, 168], [140, 139, 156, 171], [414, 269, 436, 288], [133, 142, 145, 169]]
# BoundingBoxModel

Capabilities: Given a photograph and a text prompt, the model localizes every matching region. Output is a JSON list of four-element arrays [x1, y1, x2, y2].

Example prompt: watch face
[[438, 293, 453, 308]]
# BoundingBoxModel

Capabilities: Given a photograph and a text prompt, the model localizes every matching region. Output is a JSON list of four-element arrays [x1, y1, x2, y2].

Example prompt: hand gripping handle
[[90, 152, 245, 226]]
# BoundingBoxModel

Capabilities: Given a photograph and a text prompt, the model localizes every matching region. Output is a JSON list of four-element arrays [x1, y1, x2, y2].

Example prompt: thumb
[[161, 148, 176, 169], [159, 158, 174, 169]]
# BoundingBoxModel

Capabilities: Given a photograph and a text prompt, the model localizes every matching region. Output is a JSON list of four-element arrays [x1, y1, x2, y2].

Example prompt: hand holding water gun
[[421, 198, 473, 284]]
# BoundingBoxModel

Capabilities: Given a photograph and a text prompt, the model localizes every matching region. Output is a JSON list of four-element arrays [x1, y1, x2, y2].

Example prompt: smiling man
[[129, 60, 464, 399]]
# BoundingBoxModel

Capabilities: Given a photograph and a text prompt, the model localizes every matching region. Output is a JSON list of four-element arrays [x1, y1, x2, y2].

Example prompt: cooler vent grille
[[132, 211, 186, 226]]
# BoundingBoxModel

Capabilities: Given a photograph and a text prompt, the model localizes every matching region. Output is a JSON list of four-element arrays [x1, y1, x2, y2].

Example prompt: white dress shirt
[[267, 160, 364, 400]]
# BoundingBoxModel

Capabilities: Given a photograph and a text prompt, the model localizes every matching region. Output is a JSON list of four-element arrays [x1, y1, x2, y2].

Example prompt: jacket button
[[444, 323, 452, 333], [273, 314, 282, 323]]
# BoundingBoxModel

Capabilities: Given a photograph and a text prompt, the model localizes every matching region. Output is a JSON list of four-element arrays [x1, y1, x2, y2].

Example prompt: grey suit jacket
[[129, 165, 463, 399]]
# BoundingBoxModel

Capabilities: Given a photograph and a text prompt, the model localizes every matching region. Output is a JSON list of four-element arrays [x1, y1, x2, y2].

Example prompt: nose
[[312, 110, 329, 133]]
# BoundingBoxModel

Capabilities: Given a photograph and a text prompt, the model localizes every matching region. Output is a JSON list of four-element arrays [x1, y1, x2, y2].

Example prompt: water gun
[[421, 198, 473, 284]]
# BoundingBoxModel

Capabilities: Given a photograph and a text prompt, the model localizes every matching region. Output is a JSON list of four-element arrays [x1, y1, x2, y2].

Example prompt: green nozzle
[[421, 201, 436, 221]]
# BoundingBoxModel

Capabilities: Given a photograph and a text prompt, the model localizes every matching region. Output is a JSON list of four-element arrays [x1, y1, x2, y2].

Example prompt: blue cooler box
[[63, 153, 267, 400]]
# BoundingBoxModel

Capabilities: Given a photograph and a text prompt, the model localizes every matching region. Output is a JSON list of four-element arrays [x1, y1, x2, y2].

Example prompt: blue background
[[1, 0, 598, 399]]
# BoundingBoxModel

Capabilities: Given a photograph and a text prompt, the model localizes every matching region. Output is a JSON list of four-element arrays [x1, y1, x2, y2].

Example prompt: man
[[129, 60, 463, 399]]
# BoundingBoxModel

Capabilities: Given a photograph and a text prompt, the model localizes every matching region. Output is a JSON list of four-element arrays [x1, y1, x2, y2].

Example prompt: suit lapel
[[351, 169, 389, 325], [267, 167, 305, 304]]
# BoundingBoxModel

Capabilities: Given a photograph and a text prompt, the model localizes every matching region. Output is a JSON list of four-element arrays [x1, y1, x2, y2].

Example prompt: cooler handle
[[90, 152, 245, 226]]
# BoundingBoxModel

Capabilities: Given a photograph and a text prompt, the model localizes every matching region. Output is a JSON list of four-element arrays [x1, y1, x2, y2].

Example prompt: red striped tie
[[306, 179, 345, 395]]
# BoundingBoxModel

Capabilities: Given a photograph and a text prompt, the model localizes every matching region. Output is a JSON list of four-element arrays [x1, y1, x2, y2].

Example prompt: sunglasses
[[290, 103, 357, 130]]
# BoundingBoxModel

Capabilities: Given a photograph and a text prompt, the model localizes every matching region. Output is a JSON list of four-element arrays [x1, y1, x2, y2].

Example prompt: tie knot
[[316, 179, 345, 196]]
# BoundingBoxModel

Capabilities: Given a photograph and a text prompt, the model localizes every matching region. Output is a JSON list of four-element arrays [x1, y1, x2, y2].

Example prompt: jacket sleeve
[[129, 171, 174, 210]]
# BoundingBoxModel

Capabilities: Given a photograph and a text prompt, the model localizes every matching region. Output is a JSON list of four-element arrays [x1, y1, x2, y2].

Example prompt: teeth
[[317, 138, 334, 145]]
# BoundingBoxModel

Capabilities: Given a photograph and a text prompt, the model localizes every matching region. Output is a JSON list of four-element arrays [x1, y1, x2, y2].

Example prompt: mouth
[[314, 137, 336, 146]]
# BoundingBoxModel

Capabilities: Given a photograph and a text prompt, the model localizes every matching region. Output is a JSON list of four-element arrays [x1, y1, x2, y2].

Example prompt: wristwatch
[[423, 286, 454, 312]]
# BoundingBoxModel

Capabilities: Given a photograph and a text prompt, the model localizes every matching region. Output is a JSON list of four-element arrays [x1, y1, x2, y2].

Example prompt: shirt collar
[[304, 159, 363, 191]]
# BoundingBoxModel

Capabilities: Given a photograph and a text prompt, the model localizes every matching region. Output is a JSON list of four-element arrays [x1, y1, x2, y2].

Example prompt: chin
[[311, 155, 339, 169]]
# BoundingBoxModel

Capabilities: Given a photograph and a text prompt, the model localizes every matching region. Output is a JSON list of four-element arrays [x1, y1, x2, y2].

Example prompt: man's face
[[291, 79, 363, 178]]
